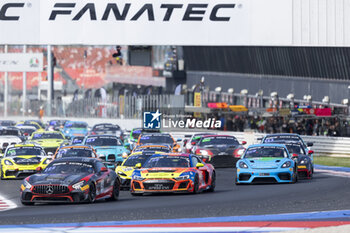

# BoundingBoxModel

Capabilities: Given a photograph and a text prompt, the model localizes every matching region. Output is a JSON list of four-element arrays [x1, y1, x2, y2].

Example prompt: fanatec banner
[[0, 53, 43, 72], [0, 0, 292, 45]]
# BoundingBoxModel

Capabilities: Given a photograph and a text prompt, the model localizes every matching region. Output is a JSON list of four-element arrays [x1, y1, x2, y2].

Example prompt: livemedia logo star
[[143, 110, 162, 129]]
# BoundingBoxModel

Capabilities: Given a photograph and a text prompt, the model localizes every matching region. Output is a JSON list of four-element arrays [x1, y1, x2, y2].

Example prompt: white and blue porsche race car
[[236, 144, 298, 184]]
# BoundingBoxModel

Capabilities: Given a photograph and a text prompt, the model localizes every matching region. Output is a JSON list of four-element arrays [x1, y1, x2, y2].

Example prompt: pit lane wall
[[2, 116, 349, 157]]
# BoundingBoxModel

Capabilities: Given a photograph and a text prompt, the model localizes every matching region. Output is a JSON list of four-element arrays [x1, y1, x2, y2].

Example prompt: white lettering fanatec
[[0, 2, 236, 21]]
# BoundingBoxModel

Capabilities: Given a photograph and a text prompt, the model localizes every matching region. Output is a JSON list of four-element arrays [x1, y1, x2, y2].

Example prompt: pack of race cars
[[0, 119, 315, 205]]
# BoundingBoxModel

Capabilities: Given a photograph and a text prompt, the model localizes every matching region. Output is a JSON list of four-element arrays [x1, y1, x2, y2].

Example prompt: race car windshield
[[191, 134, 213, 143], [0, 121, 14, 126], [93, 125, 120, 131], [20, 128, 36, 135], [134, 148, 170, 153], [85, 137, 122, 146], [124, 155, 152, 166], [263, 136, 301, 143], [18, 124, 40, 129], [139, 135, 173, 145], [72, 137, 84, 144], [0, 129, 19, 136], [199, 137, 239, 146], [285, 145, 305, 154], [143, 156, 190, 168], [131, 129, 142, 139], [44, 162, 95, 174], [6, 148, 43, 156], [33, 133, 64, 139], [56, 148, 93, 159], [66, 123, 87, 128], [244, 147, 288, 158]]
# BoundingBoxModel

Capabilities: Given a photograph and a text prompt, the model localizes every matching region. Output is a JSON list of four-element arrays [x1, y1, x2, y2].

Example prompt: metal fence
[[65, 94, 185, 119]]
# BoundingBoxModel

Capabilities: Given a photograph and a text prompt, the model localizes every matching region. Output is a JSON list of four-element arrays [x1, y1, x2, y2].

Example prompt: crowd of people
[[222, 115, 350, 137]]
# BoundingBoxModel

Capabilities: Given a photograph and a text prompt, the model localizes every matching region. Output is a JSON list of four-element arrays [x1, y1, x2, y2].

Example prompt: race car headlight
[[117, 171, 127, 176], [4, 160, 14, 165], [133, 175, 145, 181], [238, 162, 248, 169], [199, 150, 209, 156], [237, 149, 245, 156], [43, 159, 51, 164], [65, 130, 69, 134], [122, 152, 128, 157], [23, 180, 32, 189], [282, 161, 292, 168], [175, 175, 190, 181], [72, 181, 85, 190], [299, 159, 308, 164]]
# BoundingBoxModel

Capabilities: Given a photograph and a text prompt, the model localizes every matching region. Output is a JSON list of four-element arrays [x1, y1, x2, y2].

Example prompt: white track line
[[315, 169, 350, 178], [0, 194, 17, 211], [0, 227, 303, 233]]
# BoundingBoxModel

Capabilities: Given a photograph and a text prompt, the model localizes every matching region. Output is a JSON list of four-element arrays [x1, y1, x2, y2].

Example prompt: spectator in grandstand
[[39, 106, 44, 120]]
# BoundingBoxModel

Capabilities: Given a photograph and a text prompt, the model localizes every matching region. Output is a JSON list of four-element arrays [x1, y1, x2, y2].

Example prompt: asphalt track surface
[[0, 168, 350, 225]]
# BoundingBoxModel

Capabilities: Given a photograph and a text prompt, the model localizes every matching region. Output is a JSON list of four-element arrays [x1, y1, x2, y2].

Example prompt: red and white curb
[[0, 194, 17, 212]]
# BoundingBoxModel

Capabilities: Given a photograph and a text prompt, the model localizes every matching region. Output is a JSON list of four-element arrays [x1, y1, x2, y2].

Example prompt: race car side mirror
[[47, 152, 53, 157], [100, 167, 108, 172], [196, 163, 204, 168], [122, 154, 128, 159], [241, 141, 247, 145], [191, 141, 196, 145], [308, 150, 314, 155], [135, 163, 142, 169], [307, 142, 313, 147], [292, 154, 298, 158]]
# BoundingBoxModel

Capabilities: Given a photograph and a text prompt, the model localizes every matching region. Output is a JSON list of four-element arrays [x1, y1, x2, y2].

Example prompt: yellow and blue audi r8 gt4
[[0, 144, 50, 179], [130, 153, 216, 195]]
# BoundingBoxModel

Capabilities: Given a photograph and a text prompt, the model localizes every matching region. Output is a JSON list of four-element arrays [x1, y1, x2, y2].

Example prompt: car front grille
[[143, 180, 175, 190], [278, 173, 291, 180], [252, 177, 277, 183], [239, 173, 251, 181], [33, 184, 69, 194]]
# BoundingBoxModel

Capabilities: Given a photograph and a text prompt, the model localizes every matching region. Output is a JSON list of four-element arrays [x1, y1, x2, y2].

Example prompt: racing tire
[[0, 166, 4, 180], [309, 166, 313, 179], [208, 172, 216, 192], [21, 200, 34, 206], [108, 179, 120, 201], [88, 183, 96, 203], [192, 175, 200, 194], [291, 168, 298, 184]]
